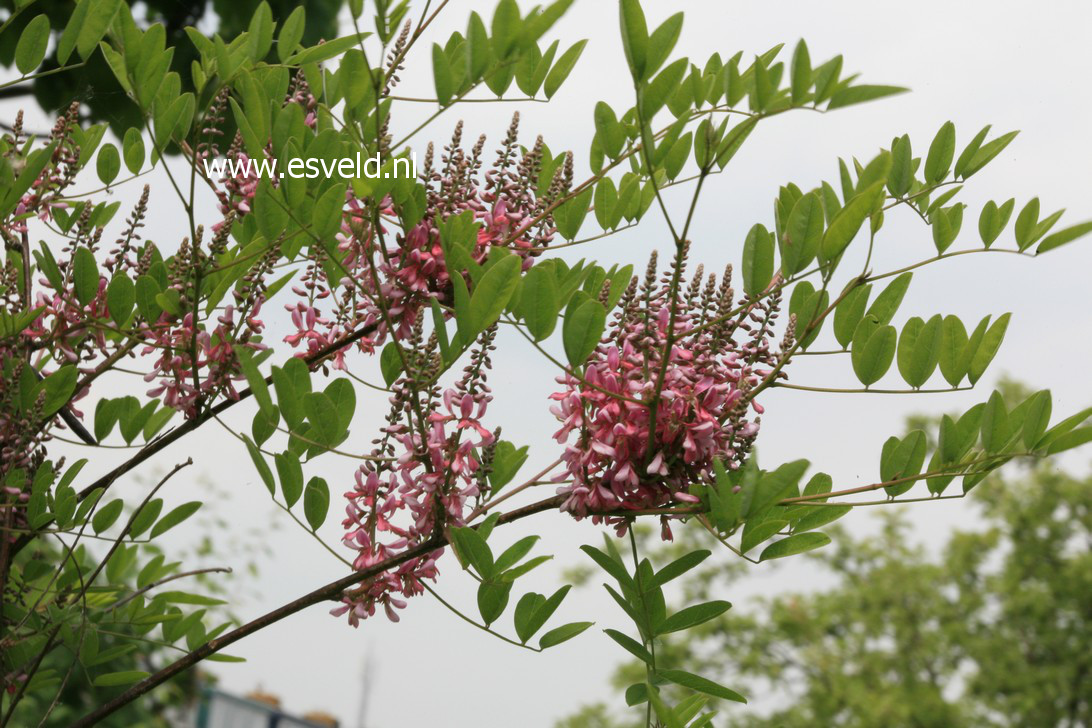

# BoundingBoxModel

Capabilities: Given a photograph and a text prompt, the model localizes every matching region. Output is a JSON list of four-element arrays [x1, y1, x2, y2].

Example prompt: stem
[[773, 383, 973, 395], [423, 584, 540, 651], [107, 567, 233, 611], [628, 525, 657, 728]]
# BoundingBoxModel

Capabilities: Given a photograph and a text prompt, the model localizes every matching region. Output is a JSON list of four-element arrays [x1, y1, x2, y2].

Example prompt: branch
[[69, 494, 566, 727]]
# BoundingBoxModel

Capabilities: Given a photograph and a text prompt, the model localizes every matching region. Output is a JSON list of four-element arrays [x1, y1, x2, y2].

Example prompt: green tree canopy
[[563, 464, 1091, 727], [0, 0, 341, 131]]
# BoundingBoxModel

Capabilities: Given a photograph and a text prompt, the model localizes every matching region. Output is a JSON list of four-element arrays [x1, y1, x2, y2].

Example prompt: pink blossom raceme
[[283, 114, 562, 369], [335, 330, 498, 625], [550, 253, 783, 539]]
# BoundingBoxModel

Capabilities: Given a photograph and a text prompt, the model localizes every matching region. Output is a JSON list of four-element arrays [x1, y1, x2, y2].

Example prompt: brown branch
[[69, 493, 566, 727]]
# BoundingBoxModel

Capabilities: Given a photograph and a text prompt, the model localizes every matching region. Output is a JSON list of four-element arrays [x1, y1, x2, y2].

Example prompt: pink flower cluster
[[141, 302, 265, 418], [335, 338, 497, 625], [281, 116, 559, 370], [550, 256, 779, 538]]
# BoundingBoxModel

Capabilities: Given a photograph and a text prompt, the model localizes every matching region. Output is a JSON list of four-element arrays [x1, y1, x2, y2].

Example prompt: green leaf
[[646, 683, 684, 728], [656, 600, 731, 634], [888, 134, 913, 197], [242, 435, 275, 495], [287, 33, 371, 66], [618, 0, 648, 79], [954, 125, 991, 179], [477, 580, 511, 625], [759, 532, 831, 561], [122, 128, 145, 174], [73, 247, 101, 305], [851, 318, 896, 386], [514, 585, 570, 643], [978, 199, 1014, 248], [866, 272, 911, 325], [642, 57, 688, 118], [539, 621, 593, 649], [1045, 427, 1092, 455], [924, 121, 956, 184], [1022, 390, 1052, 450], [821, 182, 884, 261], [494, 535, 540, 574], [303, 476, 329, 530], [962, 130, 1018, 178], [980, 391, 1011, 453], [563, 299, 606, 367], [740, 518, 787, 553], [604, 628, 654, 664], [1014, 198, 1040, 250], [792, 504, 852, 533], [521, 266, 560, 341], [968, 313, 1010, 384], [938, 315, 969, 386], [76, 0, 121, 61], [451, 527, 494, 578], [783, 193, 823, 275], [554, 186, 593, 240], [277, 7, 306, 62], [715, 117, 757, 169], [274, 452, 304, 508], [645, 13, 683, 80], [544, 39, 587, 99], [303, 392, 340, 447], [379, 343, 403, 388], [93, 670, 149, 687], [660, 669, 747, 704], [897, 314, 942, 388], [580, 544, 634, 589], [594, 102, 626, 159], [128, 498, 163, 539], [236, 349, 274, 417], [488, 440, 529, 492], [491, 0, 521, 58], [1037, 220, 1092, 254], [150, 501, 202, 539], [790, 39, 812, 104], [465, 12, 490, 80], [881, 430, 927, 490], [15, 15, 50, 74], [432, 44, 454, 105], [741, 224, 774, 296], [324, 378, 356, 433], [826, 84, 907, 109], [38, 365, 77, 416], [833, 283, 871, 349], [469, 255, 522, 335], [106, 274, 135, 324], [649, 550, 710, 591], [91, 499, 124, 534], [247, 1, 274, 59]]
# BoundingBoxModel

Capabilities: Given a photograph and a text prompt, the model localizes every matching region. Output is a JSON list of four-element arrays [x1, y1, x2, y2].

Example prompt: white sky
[[7, 1, 1092, 726]]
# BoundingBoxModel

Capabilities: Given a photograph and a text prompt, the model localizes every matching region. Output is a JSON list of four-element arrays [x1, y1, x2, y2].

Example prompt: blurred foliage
[[3, 472, 266, 726], [562, 463, 1091, 728], [0, 0, 340, 133]]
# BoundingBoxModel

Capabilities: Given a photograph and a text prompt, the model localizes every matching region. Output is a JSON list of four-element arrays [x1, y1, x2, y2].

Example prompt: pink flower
[[336, 336, 499, 625], [550, 255, 779, 537]]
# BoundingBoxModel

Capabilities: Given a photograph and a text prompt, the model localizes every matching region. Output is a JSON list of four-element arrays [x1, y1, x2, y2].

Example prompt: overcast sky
[[9, 1, 1092, 726]]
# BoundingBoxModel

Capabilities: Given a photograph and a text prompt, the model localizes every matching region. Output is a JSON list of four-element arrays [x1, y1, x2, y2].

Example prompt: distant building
[[187, 687, 340, 728]]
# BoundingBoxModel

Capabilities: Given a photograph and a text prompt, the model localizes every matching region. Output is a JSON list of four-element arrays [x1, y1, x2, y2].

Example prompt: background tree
[[0, 0, 343, 132], [561, 459, 1091, 727]]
